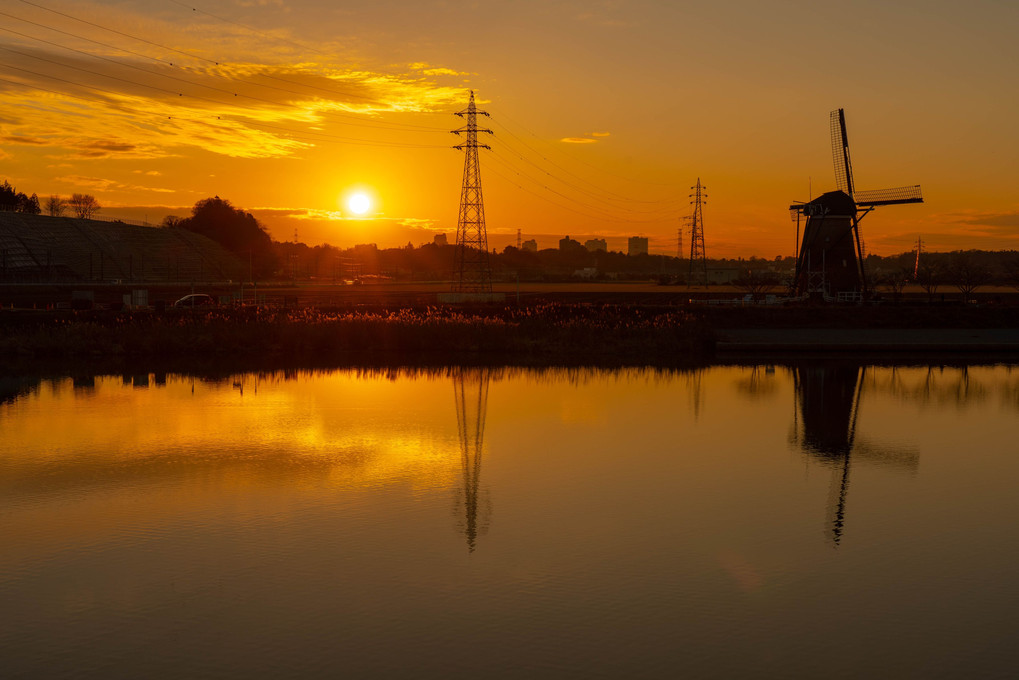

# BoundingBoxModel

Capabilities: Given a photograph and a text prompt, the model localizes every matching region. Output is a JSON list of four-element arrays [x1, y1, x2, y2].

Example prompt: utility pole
[[913, 236, 923, 280], [451, 90, 494, 294], [516, 228, 521, 250], [687, 178, 708, 286]]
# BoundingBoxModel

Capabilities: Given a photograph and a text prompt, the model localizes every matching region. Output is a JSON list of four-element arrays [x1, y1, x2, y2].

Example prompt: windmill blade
[[830, 109, 855, 196], [854, 185, 924, 207]]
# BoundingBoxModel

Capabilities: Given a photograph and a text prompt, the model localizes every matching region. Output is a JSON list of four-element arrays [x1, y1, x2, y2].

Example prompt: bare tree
[[68, 193, 101, 219], [44, 195, 66, 217], [949, 254, 992, 303], [1003, 256, 1019, 292], [879, 267, 911, 303], [732, 269, 781, 301], [916, 262, 943, 303]]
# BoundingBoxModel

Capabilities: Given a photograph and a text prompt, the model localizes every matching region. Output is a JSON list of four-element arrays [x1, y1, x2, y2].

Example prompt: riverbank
[[0, 304, 713, 371], [2, 303, 1017, 376], [716, 328, 1019, 352]]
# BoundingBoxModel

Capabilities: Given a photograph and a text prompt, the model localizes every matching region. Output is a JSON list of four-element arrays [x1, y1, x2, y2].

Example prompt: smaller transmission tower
[[687, 178, 708, 286], [516, 228, 521, 249], [451, 90, 493, 294], [676, 227, 683, 260]]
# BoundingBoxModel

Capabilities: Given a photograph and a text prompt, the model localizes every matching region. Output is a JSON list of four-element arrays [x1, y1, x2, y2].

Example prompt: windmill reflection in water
[[791, 363, 919, 545]]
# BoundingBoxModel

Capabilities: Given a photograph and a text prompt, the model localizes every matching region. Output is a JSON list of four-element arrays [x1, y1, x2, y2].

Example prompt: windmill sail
[[853, 185, 923, 207], [831, 109, 855, 197]]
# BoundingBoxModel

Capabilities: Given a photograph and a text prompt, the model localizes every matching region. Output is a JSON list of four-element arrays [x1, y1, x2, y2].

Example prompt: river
[[2, 363, 1017, 678]]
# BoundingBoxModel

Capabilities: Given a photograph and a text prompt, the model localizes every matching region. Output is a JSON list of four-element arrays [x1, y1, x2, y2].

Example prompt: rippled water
[[2, 364, 1018, 678]]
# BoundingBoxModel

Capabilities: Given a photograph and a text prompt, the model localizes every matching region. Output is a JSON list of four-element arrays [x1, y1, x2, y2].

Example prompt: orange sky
[[1, 0, 1017, 257]]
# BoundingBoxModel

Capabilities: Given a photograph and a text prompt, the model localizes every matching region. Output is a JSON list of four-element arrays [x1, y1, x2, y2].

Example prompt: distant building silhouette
[[584, 238, 607, 252], [707, 266, 740, 284], [559, 235, 583, 252], [433, 233, 448, 246], [521, 239, 537, 252], [628, 236, 648, 257]]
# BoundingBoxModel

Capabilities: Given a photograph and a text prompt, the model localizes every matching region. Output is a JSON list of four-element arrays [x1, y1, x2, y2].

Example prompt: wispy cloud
[[560, 131, 610, 144], [2, 135, 50, 145], [398, 217, 440, 231], [959, 211, 1019, 229], [409, 62, 467, 77], [55, 174, 175, 194], [235, 0, 288, 8], [0, 19, 468, 161]]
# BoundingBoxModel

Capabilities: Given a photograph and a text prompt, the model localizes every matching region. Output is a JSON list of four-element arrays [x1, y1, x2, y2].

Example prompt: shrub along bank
[[0, 304, 714, 370]]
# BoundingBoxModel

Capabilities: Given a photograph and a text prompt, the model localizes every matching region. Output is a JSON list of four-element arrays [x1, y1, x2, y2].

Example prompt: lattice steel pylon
[[687, 178, 708, 286], [451, 91, 494, 293], [453, 368, 492, 553]]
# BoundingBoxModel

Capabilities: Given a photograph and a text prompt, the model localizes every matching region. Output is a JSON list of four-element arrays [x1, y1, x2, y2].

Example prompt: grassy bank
[[5, 302, 1018, 375], [0, 304, 714, 370]]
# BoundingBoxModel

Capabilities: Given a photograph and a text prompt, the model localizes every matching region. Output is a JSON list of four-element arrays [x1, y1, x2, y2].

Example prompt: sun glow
[[347, 192, 372, 215]]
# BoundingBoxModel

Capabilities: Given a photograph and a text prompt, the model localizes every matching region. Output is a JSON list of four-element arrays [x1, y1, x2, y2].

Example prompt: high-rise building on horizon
[[628, 236, 649, 257]]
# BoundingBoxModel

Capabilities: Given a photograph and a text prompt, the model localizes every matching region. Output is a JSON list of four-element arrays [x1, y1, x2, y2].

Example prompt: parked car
[[173, 293, 216, 308]]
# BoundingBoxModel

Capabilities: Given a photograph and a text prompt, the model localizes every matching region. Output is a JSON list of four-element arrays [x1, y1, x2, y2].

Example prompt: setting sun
[[347, 192, 372, 216]]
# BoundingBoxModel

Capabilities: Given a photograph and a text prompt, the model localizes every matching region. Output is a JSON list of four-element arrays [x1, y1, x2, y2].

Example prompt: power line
[[0, 27, 447, 135], [17, 0, 221, 65], [0, 63, 447, 151], [491, 131, 680, 215], [494, 107, 679, 188], [483, 155, 616, 224], [485, 152, 668, 226], [8, 0, 449, 132], [491, 117, 682, 206], [177, 116, 446, 149], [166, 0, 333, 60]]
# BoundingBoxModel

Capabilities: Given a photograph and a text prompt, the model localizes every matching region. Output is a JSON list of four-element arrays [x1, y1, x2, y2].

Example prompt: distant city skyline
[[1, 0, 1016, 257]]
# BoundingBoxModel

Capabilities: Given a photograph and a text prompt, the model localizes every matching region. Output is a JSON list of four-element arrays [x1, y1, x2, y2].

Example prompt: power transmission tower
[[453, 368, 491, 553], [516, 228, 521, 249], [451, 91, 493, 293], [687, 178, 708, 286], [676, 227, 683, 260]]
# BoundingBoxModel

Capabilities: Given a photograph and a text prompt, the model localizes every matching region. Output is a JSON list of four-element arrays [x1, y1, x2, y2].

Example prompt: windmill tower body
[[451, 91, 493, 294], [795, 190, 863, 297], [792, 109, 922, 300]]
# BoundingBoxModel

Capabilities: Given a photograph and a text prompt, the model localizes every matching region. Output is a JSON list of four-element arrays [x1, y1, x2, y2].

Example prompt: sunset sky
[[0, 0, 1016, 257]]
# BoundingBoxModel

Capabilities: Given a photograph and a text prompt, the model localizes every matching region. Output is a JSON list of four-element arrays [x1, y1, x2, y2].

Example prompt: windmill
[[790, 109, 923, 300]]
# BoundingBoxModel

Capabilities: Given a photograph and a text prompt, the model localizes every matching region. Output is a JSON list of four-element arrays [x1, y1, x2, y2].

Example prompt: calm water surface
[[2, 364, 1018, 678]]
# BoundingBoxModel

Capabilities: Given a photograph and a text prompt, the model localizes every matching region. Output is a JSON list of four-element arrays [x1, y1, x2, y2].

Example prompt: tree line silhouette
[[3, 179, 1018, 294], [1, 180, 101, 219]]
